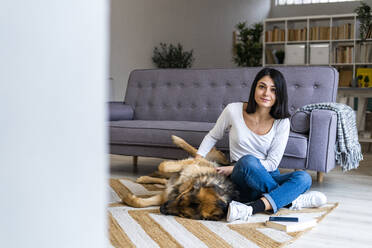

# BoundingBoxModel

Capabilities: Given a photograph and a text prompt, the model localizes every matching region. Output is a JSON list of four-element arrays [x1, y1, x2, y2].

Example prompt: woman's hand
[[215, 165, 234, 176], [195, 154, 203, 159]]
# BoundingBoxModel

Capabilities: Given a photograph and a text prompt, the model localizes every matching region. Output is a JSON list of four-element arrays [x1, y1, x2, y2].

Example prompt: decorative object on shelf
[[152, 43, 194, 68], [275, 50, 285, 64], [310, 44, 329, 65], [285, 44, 305, 65], [233, 22, 263, 67], [356, 68, 372, 87], [355, 2, 372, 40]]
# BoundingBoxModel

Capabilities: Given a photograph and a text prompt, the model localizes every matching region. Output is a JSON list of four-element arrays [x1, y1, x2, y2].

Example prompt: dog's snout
[[160, 201, 169, 215]]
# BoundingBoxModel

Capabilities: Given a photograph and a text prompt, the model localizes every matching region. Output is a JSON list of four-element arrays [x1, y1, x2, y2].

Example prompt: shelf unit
[[263, 13, 372, 87], [263, 14, 372, 144]]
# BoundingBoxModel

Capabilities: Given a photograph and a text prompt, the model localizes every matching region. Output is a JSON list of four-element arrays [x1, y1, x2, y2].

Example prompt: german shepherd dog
[[119, 135, 239, 221]]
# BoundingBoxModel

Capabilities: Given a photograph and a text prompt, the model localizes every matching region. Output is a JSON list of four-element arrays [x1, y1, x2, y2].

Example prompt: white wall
[[270, 0, 372, 18], [0, 1, 108, 248], [109, 0, 271, 101]]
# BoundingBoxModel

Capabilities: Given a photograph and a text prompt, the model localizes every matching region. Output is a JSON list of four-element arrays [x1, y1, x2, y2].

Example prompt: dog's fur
[[119, 135, 238, 221]]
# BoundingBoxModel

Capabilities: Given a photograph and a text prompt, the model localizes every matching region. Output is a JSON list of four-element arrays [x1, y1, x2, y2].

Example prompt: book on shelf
[[288, 28, 307, 41], [357, 43, 372, 63], [339, 69, 353, 87], [265, 216, 317, 233], [310, 26, 330, 40], [334, 45, 353, 63], [265, 48, 276, 64], [331, 23, 354, 40], [265, 26, 285, 42], [365, 24, 372, 39]]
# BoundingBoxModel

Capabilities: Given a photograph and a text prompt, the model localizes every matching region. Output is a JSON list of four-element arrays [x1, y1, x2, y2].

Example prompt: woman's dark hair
[[246, 67, 290, 119]]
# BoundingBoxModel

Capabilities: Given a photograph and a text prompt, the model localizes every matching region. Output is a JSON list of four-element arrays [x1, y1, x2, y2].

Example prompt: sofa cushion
[[110, 120, 308, 160], [110, 120, 229, 149], [109, 102, 134, 121], [286, 132, 308, 159]]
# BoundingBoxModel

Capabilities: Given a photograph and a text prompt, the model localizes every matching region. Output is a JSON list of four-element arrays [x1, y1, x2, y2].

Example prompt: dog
[[119, 135, 239, 221]]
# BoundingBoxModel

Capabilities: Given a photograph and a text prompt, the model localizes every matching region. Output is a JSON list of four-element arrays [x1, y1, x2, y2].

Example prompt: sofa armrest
[[108, 102, 134, 121], [306, 109, 337, 172], [290, 111, 310, 133]]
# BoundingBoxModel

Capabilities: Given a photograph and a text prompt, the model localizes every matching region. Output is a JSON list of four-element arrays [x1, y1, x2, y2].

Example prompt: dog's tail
[[171, 135, 198, 156], [171, 135, 230, 165]]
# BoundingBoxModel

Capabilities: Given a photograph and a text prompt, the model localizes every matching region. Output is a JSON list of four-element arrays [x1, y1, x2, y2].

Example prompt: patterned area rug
[[108, 177, 338, 248]]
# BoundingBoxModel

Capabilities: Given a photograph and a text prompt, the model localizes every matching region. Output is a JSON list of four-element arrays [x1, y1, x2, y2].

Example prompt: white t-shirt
[[197, 102, 290, 172]]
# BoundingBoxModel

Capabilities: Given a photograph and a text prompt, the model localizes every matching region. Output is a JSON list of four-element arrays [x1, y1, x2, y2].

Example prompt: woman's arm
[[196, 105, 232, 157], [260, 118, 290, 171]]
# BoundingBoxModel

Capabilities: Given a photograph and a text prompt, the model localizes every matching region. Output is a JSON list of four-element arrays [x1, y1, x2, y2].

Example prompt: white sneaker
[[226, 201, 253, 222], [290, 191, 327, 210]]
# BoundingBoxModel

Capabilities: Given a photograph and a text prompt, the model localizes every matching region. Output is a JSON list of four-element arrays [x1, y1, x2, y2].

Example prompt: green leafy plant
[[152, 43, 194, 68], [275, 50, 285, 64], [355, 2, 372, 40], [233, 22, 263, 67]]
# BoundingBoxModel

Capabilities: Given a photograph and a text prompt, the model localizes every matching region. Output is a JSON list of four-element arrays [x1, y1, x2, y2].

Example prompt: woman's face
[[254, 75, 276, 109]]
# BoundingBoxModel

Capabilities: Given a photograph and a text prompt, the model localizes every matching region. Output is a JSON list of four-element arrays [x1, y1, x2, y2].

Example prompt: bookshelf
[[263, 14, 372, 144], [263, 13, 372, 88]]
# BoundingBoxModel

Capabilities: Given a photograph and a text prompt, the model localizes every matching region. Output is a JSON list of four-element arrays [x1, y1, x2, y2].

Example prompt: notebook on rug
[[265, 216, 317, 232]]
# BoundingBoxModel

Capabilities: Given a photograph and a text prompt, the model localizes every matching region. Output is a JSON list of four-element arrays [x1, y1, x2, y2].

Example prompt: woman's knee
[[293, 171, 312, 189], [235, 155, 260, 169], [232, 155, 261, 178]]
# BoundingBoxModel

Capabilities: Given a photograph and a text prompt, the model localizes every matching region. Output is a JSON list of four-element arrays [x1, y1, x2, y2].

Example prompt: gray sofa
[[109, 67, 339, 182]]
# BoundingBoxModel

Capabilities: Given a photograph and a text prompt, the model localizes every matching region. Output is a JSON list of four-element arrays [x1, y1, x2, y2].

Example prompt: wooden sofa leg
[[133, 156, 138, 173], [317, 172, 324, 183]]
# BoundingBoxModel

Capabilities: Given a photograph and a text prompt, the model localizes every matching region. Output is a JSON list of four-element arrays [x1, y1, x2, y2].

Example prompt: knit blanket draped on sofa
[[299, 102, 363, 171]]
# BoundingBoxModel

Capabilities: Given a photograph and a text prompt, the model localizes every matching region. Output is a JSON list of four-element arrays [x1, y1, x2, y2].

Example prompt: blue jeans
[[230, 155, 312, 213]]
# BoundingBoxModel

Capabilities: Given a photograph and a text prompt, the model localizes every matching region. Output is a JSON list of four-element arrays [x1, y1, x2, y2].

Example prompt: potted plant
[[152, 43, 194, 68], [355, 2, 372, 40], [233, 22, 263, 67], [275, 50, 285, 64]]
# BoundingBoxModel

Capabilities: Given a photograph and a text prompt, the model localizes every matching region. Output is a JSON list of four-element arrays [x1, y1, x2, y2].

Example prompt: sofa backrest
[[124, 67, 338, 122]]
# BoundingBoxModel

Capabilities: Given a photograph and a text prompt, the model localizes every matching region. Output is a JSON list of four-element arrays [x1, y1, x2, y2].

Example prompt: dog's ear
[[177, 179, 194, 199]]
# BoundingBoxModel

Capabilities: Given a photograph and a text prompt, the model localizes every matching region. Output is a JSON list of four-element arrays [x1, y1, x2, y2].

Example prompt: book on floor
[[265, 216, 317, 232]]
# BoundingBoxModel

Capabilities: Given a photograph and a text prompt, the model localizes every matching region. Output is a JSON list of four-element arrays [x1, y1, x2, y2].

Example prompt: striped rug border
[[108, 212, 136, 248], [108, 177, 339, 248]]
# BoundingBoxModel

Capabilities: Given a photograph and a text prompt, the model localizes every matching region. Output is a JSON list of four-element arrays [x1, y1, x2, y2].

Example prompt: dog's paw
[[136, 176, 150, 183], [158, 161, 169, 172], [119, 191, 136, 206]]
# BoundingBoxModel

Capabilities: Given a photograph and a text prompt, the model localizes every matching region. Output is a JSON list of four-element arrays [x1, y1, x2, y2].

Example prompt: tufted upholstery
[[124, 67, 337, 122], [110, 66, 339, 174]]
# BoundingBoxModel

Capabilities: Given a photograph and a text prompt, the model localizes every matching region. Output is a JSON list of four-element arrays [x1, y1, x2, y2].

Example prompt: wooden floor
[[110, 153, 372, 248]]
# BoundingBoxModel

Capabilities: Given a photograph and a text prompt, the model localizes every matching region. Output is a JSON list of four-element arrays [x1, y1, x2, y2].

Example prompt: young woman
[[195, 68, 327, 222]]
